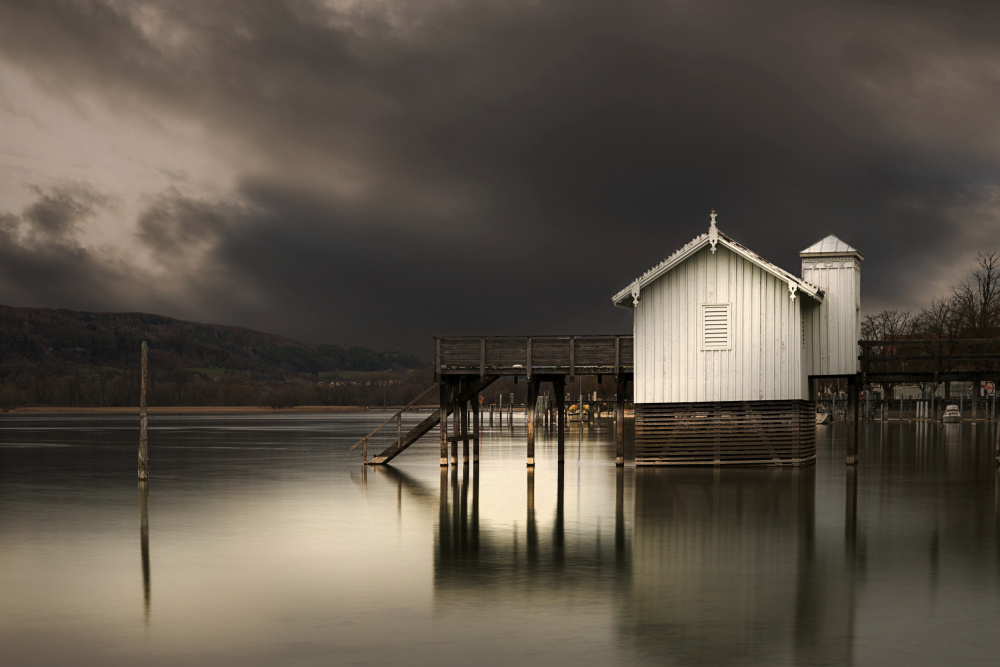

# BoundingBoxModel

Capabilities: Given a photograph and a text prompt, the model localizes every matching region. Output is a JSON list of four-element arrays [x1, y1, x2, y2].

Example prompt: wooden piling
[[439, 381, 449, 466], [461, 391, 470, 464], [526, 376, 539, 467], [138, 341, 149, 481], [615, 375, 626, 467], [554, 376, 566, 463], [846, 375, 859, 465], [994, 415, 1000, 464], [472, 398, 480, 464], [451, 381, 460, 465]]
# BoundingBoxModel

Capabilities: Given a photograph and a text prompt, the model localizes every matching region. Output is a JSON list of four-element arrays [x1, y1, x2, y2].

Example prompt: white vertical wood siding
[[801, 256, 860, 376], [633, 245, 807, 403]]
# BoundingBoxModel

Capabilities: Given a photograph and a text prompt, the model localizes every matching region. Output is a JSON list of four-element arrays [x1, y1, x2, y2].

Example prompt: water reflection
[[622, 467, 853, 664], [5, 415, 1000, 665], [418, 462, 630, 596], [139, 480, 150, 622]]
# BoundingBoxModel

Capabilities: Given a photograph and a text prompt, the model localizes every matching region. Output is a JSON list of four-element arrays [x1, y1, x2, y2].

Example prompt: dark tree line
[[0, 304, 427, 411]]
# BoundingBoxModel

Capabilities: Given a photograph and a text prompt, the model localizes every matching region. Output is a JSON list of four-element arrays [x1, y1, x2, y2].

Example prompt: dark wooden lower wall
[[635, 400, 816, 466]]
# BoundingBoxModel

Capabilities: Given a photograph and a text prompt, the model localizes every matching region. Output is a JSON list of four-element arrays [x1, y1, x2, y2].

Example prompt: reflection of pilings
[[460, 462, 470, 551], [138, 480, 150, 622], [450, 465, 460, 545], [439, 467, 450, 558], [553, 465, 565, 564], [616, 467, 625, 559], [472, 462, 479, 554], [845, 465, 858, 556], [527, 467, 538, 564]]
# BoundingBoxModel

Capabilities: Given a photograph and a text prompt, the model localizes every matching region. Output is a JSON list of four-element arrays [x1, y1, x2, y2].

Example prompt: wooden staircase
[[352, 376, 498, 465]]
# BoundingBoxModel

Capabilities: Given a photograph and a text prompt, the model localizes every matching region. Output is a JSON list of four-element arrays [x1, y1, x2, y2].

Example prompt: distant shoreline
[[3, 405, 372, 415]]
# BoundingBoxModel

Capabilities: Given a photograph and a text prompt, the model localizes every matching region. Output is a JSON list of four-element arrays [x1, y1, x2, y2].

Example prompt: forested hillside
[[0, 305, 428, 409]]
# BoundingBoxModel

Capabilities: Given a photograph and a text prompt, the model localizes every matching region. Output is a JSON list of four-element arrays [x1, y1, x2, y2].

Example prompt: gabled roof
[[800, 234, 863, 258], [612, 214, 823, 309]]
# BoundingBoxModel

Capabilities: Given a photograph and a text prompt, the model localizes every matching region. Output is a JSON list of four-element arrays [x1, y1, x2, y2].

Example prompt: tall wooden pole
[[138, 341, 149, 481]]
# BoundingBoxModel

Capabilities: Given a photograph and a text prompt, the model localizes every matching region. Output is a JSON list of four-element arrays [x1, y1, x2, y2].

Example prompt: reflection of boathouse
[[628, 467, 856, 664], [613, 214, 862, 465]]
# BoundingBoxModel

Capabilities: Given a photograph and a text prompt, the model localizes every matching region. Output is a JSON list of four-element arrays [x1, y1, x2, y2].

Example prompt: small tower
[[800, 235, 863, 376]]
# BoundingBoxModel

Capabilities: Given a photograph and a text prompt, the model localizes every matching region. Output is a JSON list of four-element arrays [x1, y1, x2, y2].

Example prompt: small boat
[[942, 405, 961, 424], [815, 407, 831, 425]]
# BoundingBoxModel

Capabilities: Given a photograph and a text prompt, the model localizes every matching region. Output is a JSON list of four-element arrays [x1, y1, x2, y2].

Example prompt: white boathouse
[[613, 213, 862, 465]]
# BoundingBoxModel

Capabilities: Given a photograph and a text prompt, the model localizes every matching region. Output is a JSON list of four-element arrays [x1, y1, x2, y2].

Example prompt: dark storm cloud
[[1, 0, 1000, 352], [0, 184, 131, 309]]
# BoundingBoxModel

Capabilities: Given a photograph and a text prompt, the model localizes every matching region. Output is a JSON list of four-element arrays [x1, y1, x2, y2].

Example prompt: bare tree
[[950, 251, 1000, 338], [861, 309, 915, 340], [861, 309, 916, 418]]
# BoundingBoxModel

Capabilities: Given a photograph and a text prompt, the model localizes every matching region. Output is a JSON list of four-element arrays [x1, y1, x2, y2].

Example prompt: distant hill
[[0, 305, 427, 409]]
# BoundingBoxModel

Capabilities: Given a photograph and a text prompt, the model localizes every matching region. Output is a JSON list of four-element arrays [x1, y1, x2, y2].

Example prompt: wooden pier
[[851, 337, 1000, 463], [360, 335, 634, 467], [357, 335, 1000, 468]]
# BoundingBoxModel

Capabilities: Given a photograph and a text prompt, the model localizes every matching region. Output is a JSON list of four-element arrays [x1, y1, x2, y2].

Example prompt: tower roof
[[800, 235, 863, 258]]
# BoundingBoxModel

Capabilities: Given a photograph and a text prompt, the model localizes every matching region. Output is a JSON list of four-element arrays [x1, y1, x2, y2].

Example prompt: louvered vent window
[[702, 304, 731, 351]]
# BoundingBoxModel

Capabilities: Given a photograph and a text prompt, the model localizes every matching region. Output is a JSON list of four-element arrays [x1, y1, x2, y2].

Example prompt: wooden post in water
[[472, 397, 480, 464], [995, 410, 1000, 463], [615, 375, 626, 467], [554, 376, 566, 464], [138, 341, 149, 481], [461, 390, 470, 464], [526, 376, 539, 467], [439, 381, 449, 466], [846, 375, 859, 465], [451, 381, 461, 466]]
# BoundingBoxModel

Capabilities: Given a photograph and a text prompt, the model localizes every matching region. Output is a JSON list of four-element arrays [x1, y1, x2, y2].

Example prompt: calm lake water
[[2, 412, 1000, 666]]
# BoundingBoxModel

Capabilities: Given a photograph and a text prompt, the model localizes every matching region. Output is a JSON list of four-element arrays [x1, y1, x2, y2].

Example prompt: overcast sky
[[1, 0, 998, 356]]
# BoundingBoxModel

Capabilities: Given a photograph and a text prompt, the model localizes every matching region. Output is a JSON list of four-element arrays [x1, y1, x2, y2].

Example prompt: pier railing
[[436, 335, 634, 378]]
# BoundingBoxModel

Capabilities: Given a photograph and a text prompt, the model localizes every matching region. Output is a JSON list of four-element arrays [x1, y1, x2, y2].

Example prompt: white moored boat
[[942, 404, 961, 424]]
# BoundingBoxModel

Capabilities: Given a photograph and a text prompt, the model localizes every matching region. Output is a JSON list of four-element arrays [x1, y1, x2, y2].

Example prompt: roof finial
[[708, 209, 719, 253]]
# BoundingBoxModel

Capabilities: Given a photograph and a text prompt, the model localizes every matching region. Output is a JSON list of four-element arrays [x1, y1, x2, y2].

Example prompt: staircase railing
[[350, 382, 440, 462]]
